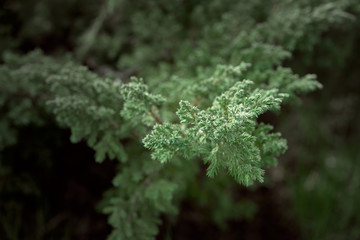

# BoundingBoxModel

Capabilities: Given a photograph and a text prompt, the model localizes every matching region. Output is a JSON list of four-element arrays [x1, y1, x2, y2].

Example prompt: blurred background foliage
[[0, 0, 359, 239]]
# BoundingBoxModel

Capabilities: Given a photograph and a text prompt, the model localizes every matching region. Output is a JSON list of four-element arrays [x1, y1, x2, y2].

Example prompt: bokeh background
[[0, 0, 359, 239]]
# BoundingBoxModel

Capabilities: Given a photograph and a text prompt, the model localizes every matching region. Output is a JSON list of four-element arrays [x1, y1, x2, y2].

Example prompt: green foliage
[[1, 0, 360, 239], [46, 64, 126, 162], [99, 144, 198, 240], [144, 79, 289, 186], [120, 77, 165, 127], [0, 51, 60, 150], [0, 50, 128, 163]]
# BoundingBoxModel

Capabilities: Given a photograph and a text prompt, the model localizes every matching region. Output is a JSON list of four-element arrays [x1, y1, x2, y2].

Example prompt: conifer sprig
[[1, 0, 357, 239], [143, 78, 289, 185]]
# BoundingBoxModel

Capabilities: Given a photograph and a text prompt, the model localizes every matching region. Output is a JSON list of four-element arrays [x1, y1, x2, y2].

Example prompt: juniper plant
[[1, 0, 359, 239]]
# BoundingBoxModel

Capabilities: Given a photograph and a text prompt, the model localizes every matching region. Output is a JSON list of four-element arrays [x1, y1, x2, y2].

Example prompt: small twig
[[148, 108, 164, 124], [127, 167, 160, 221], [192, 97, 201, 106], [109, 121, 121, 130]]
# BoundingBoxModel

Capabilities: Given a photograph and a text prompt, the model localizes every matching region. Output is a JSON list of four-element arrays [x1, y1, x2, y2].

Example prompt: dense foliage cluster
[[1, 0, 360, 239]]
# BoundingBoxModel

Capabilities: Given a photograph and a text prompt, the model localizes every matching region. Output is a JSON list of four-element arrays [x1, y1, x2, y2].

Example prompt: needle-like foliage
[[0, 0, 359, 239]]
